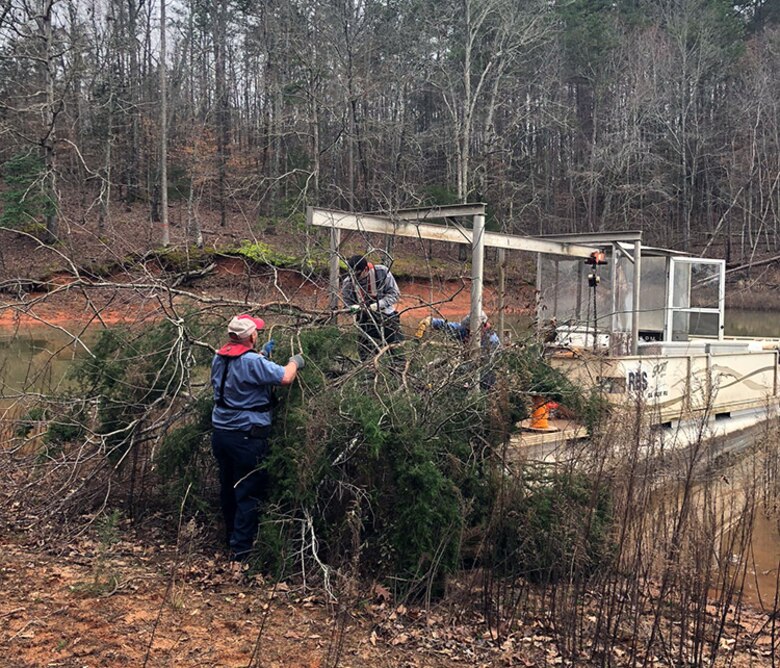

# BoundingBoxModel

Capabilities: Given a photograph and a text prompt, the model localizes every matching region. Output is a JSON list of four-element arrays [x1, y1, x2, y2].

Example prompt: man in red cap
[[211, 313, 304, 561]]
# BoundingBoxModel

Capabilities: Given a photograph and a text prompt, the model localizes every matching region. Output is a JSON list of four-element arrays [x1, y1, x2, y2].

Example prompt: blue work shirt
[[211, 351, 286, 430], [431, 319, 501, 350]]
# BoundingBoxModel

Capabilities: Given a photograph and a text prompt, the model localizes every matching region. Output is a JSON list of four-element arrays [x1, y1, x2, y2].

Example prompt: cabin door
[[665, 258, 725, 341]]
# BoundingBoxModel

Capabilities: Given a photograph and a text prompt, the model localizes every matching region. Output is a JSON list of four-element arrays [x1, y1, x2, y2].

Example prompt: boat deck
[[511, 418, 588, 462]]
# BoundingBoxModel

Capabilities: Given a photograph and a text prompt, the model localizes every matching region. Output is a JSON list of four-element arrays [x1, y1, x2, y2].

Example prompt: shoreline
[[0, 270, 535, 330]]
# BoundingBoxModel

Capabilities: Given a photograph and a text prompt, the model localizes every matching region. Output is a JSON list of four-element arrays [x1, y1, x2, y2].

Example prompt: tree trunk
[[187, 180, 203, 249], [127, 0, 141, 206], [41, 0, 58, 243], [99, 87, 114, 233], [159, 0, 169, 246], [214, 0, 228, 227]]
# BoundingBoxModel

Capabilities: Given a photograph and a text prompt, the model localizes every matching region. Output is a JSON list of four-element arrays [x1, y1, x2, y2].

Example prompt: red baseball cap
[[227, 314, 265, 341]]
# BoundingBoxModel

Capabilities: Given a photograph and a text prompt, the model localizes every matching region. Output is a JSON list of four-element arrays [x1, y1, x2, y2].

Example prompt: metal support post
[[631, 240, 641, 355], [329, 227, 341, 310], [536, 253, 547, 340], [470, 214, 485, 353]]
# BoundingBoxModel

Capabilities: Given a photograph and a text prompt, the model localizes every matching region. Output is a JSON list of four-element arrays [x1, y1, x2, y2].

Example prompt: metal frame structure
[[307, 204, 729, 354], [535, 235, 644, 353], [538, 246, 728, 353], [307, 205, 640, 351]]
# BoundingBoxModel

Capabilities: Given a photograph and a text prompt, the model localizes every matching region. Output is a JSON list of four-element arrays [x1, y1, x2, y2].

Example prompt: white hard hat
[[461, 311, 488, 328]]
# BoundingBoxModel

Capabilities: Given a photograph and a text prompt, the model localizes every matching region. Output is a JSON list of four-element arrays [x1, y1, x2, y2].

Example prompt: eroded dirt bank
[[0, 262, 535, 330]]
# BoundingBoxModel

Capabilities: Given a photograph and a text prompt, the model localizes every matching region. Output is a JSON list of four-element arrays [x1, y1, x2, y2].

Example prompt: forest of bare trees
[[0, 0, 778, 261]]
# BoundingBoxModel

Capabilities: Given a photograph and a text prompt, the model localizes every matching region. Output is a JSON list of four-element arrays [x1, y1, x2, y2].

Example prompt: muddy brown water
[[0, 327, 91, 396], [725, 308, 780, 338], [740, 511, 780, 610]]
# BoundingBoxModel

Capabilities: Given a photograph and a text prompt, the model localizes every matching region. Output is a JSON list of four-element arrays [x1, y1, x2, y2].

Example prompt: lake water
[[725, 308, 780, 338], [1, 307, 772, 395], [0, 326, 90, 396], [483, 308, 780, 341]]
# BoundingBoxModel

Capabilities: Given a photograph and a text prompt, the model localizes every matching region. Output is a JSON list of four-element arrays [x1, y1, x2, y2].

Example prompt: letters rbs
[[627, 370, 649, 392]]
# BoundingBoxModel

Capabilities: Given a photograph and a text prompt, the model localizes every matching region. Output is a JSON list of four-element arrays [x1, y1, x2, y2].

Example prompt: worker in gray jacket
[[341, 254, 403, 359]]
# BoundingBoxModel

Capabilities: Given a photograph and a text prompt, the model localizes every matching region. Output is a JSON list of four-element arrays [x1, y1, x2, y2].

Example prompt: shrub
[[155, 395, 214, 514], [44, 406, 87, 446], [501, 342, 611, 432], [489, 470, 614, 584], [31, 314, 611, 599], [69, 314, 213, 458], [14, 406, 45, 438], [255, 327, 524, 597]]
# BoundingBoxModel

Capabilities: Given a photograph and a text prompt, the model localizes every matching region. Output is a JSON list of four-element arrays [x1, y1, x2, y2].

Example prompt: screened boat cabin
[[537, 244, 725, 356]]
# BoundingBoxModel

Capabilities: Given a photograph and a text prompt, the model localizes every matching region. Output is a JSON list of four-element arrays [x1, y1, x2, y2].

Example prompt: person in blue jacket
[[416, 310, 500, 388], [211, 313, 304, 561], [420, 310, 501, 350]]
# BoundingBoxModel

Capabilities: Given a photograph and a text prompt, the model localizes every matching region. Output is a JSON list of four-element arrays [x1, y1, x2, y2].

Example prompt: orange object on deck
[[530, 396, 551, 430]]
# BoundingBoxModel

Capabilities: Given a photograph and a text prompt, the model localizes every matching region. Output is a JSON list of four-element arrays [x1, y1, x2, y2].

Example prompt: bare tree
[[40, 0, 59, 242], [160, 0, 169, 246]]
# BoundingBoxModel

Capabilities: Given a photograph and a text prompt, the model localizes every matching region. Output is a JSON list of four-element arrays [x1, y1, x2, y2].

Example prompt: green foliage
[[69, 315, 212, 458], [657, 0, 746, 71], [39, 314, 610, 597], [45, 410, 87, 446], [256, 327, 522, 597], [155, 247, 214, 273], [15, 401, 88, 453], [245, 329, 609, 597], [582, 389, 612, 436], [96, 509, 123, 546], [557, 0, 619, 79], [489, 470, 614, 584], [235, 241, 297, 268], [1, 153, 54, 229], [253, 512, 294, 578], [420, 185, 459, 206], [389, 457, 462, 596], [502, 343, 582, 404], [501, 345, 611, 434], [155, 395, 214, 514], [14, 406, 45, 438]]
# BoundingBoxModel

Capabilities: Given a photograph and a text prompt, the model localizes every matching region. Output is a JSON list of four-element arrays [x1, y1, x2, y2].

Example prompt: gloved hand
[[348, 304, 361, 314], [289, 354, 305, 369], [415, 315, 432, 339], [261, 339, 275, 357], [369, 302, 379, 312]]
